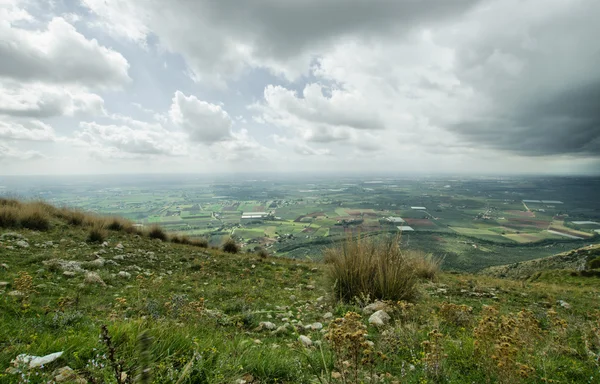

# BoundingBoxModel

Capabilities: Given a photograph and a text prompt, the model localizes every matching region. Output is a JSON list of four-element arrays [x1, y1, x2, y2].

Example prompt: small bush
[[325, 235, 436, 302], [87, 226, 107, 243], [170, 235, 182, 244], [0, 206, 19, 228], [588, 257, 600, 270], [148, 225, 168, 241], [190, 238, 208, 248], [106, 218, 124, 231], [179, 236, 191, 245], [19, 206, 51, 231], [223, 238, 239, 254], [256, 247, 269, 259]]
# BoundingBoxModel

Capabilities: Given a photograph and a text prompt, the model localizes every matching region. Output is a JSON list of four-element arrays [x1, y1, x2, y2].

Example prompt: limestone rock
[[363, 301, 388, 315], [298, 335, 313, 347], [368, 310, 391, 326]]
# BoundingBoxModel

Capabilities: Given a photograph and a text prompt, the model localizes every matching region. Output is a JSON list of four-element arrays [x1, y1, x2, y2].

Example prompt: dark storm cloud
[[450, 82, 600, 156], [442, 0, 600, 158], [198, 0, 481, 59]]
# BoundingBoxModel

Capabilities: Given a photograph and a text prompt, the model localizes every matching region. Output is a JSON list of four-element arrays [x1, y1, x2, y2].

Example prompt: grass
[[1, 201, 600, 383], [324, 235, 438, 302], [222, 238, 239, 254], [147, 225, 168, 242]]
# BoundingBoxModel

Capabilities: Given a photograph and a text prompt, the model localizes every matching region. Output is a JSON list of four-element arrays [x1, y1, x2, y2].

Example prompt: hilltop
[[1, 200, 600, 383]]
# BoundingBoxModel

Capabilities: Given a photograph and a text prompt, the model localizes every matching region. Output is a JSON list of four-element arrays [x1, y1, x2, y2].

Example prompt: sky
[[0, 0, 599, 176]]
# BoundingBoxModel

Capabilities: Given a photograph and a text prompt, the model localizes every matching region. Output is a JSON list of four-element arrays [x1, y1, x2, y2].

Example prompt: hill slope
[[481, 244, 600, 280], [1, 200, 600, 383]]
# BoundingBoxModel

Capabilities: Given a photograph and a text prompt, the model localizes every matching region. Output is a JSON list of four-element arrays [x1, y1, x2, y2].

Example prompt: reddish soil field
[[506, 210, 535, 217], [404, 218, 435, 226], [253, 206, 266, 212], [505, 218, 549, 229], [307, 212, 326, 217], [302, 227, 315, 233]]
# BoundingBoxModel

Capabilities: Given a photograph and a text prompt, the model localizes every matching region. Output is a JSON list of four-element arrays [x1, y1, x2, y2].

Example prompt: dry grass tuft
[[222, 238, 239, 254], [148, 225, 168, 241], [325, 235, 438, 302]]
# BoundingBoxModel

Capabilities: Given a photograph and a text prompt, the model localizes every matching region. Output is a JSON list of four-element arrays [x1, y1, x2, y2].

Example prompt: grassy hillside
[[1, 200, 600, 383], [481, 244, 600, 280]]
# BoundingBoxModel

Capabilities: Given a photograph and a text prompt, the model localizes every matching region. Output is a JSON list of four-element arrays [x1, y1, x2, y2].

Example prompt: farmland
[[1, 174, 599, 271]]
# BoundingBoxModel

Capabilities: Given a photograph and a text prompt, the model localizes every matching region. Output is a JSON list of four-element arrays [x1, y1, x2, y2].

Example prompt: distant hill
[[481, 244, 600, 279]]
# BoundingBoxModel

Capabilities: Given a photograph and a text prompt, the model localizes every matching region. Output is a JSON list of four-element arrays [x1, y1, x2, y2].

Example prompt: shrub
[[190, 238, 208, 248], [588, 257, 600, 270], [0, 206, 19, 228], [87, 226, 107, 243], [223, 238, 239, 254], [170, 235, 182, 244], [324, 235, 436, 302], [256, 247, 269, 259], [19, 206, 51, 231], [148, 225, 168, 241], [106, 218, 125, 231]]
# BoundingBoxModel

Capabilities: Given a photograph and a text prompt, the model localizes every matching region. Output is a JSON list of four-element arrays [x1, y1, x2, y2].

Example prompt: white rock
[[113, 255, 125, 261], [258, 321, 276, 330], [115, 243, 124, 250], [298, 335, 312, 347], [13, 351, 63, 368], [363, 301, 388, 315], [101, 241, 109, 247], [118, 271, 131, 279], [557, 300, 571, 309], [16, 240, 29, 248], [62, 271, 76, 278], [323, 312, 333, 320], [1, 263, 9, 269], [84, 272, 106, 286], [368, 310, 391, 326], [309, 322, 323, 331], [7, 290, 24, 297]]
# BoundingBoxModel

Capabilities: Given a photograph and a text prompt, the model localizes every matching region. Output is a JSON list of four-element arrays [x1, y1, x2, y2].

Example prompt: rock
[[289, 295, 297, 301], [84, 272, 106, 286], [0, 281, 9, 288], [298, 335, 313, 347], [115, 243, 124, 250], [63, 271, 76, 278], [305, 285, 315, 290], [12, 351, 63, 368], [16, 240, 29, 248], [258, 321, 277, 330], [368, 310, 391, 326], [118, 271, 131, 279], [1, 232, 24, 240], [311, 267, 318, 272], [88, 258, 105, 268], [1, 263, 8, 269], [7, 290, 24, 297], [273, 324, 292, 335], [53, 366, 86, 383], [309, 322, 323, 331], [113, 255, 125, 261], [101, 241, 109, 247], [557, 300, 571, 310], [323, 312, 333, 320], [316, 296, 325, 303], [363, 301, 388, 315]]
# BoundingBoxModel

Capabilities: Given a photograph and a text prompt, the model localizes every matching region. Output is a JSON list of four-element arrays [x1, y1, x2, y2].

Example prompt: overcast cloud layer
[[0, 0, 599, 175]]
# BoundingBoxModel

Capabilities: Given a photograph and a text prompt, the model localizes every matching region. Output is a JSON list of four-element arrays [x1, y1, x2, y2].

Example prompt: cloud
[[73, 120, 186, 157], [170, 91, 233, 144], [0, 81, 105, 118], [0, 143, 44, 161], [0, 119, 55, 141], [0, 16, 130, 88], [81, 0, 479, 84]]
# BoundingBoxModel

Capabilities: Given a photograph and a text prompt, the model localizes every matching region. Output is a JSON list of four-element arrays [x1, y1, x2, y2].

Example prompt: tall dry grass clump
[[324, 235, 439, 302], [0, 199, 51, 231]]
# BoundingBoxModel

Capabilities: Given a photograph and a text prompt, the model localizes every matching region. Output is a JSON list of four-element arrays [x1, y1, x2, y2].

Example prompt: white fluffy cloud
[[0, 17, 130, 88], [169, 91, 233, 144], [74, 120, 186, 158], [0, 143, 43, 161], [0, 120, 55, 141], [0, 81, 105, 118]]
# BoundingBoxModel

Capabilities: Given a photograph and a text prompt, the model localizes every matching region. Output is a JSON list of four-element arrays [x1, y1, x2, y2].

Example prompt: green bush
[[190, 238, 209, 248], [588, 257, 600, 270]]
